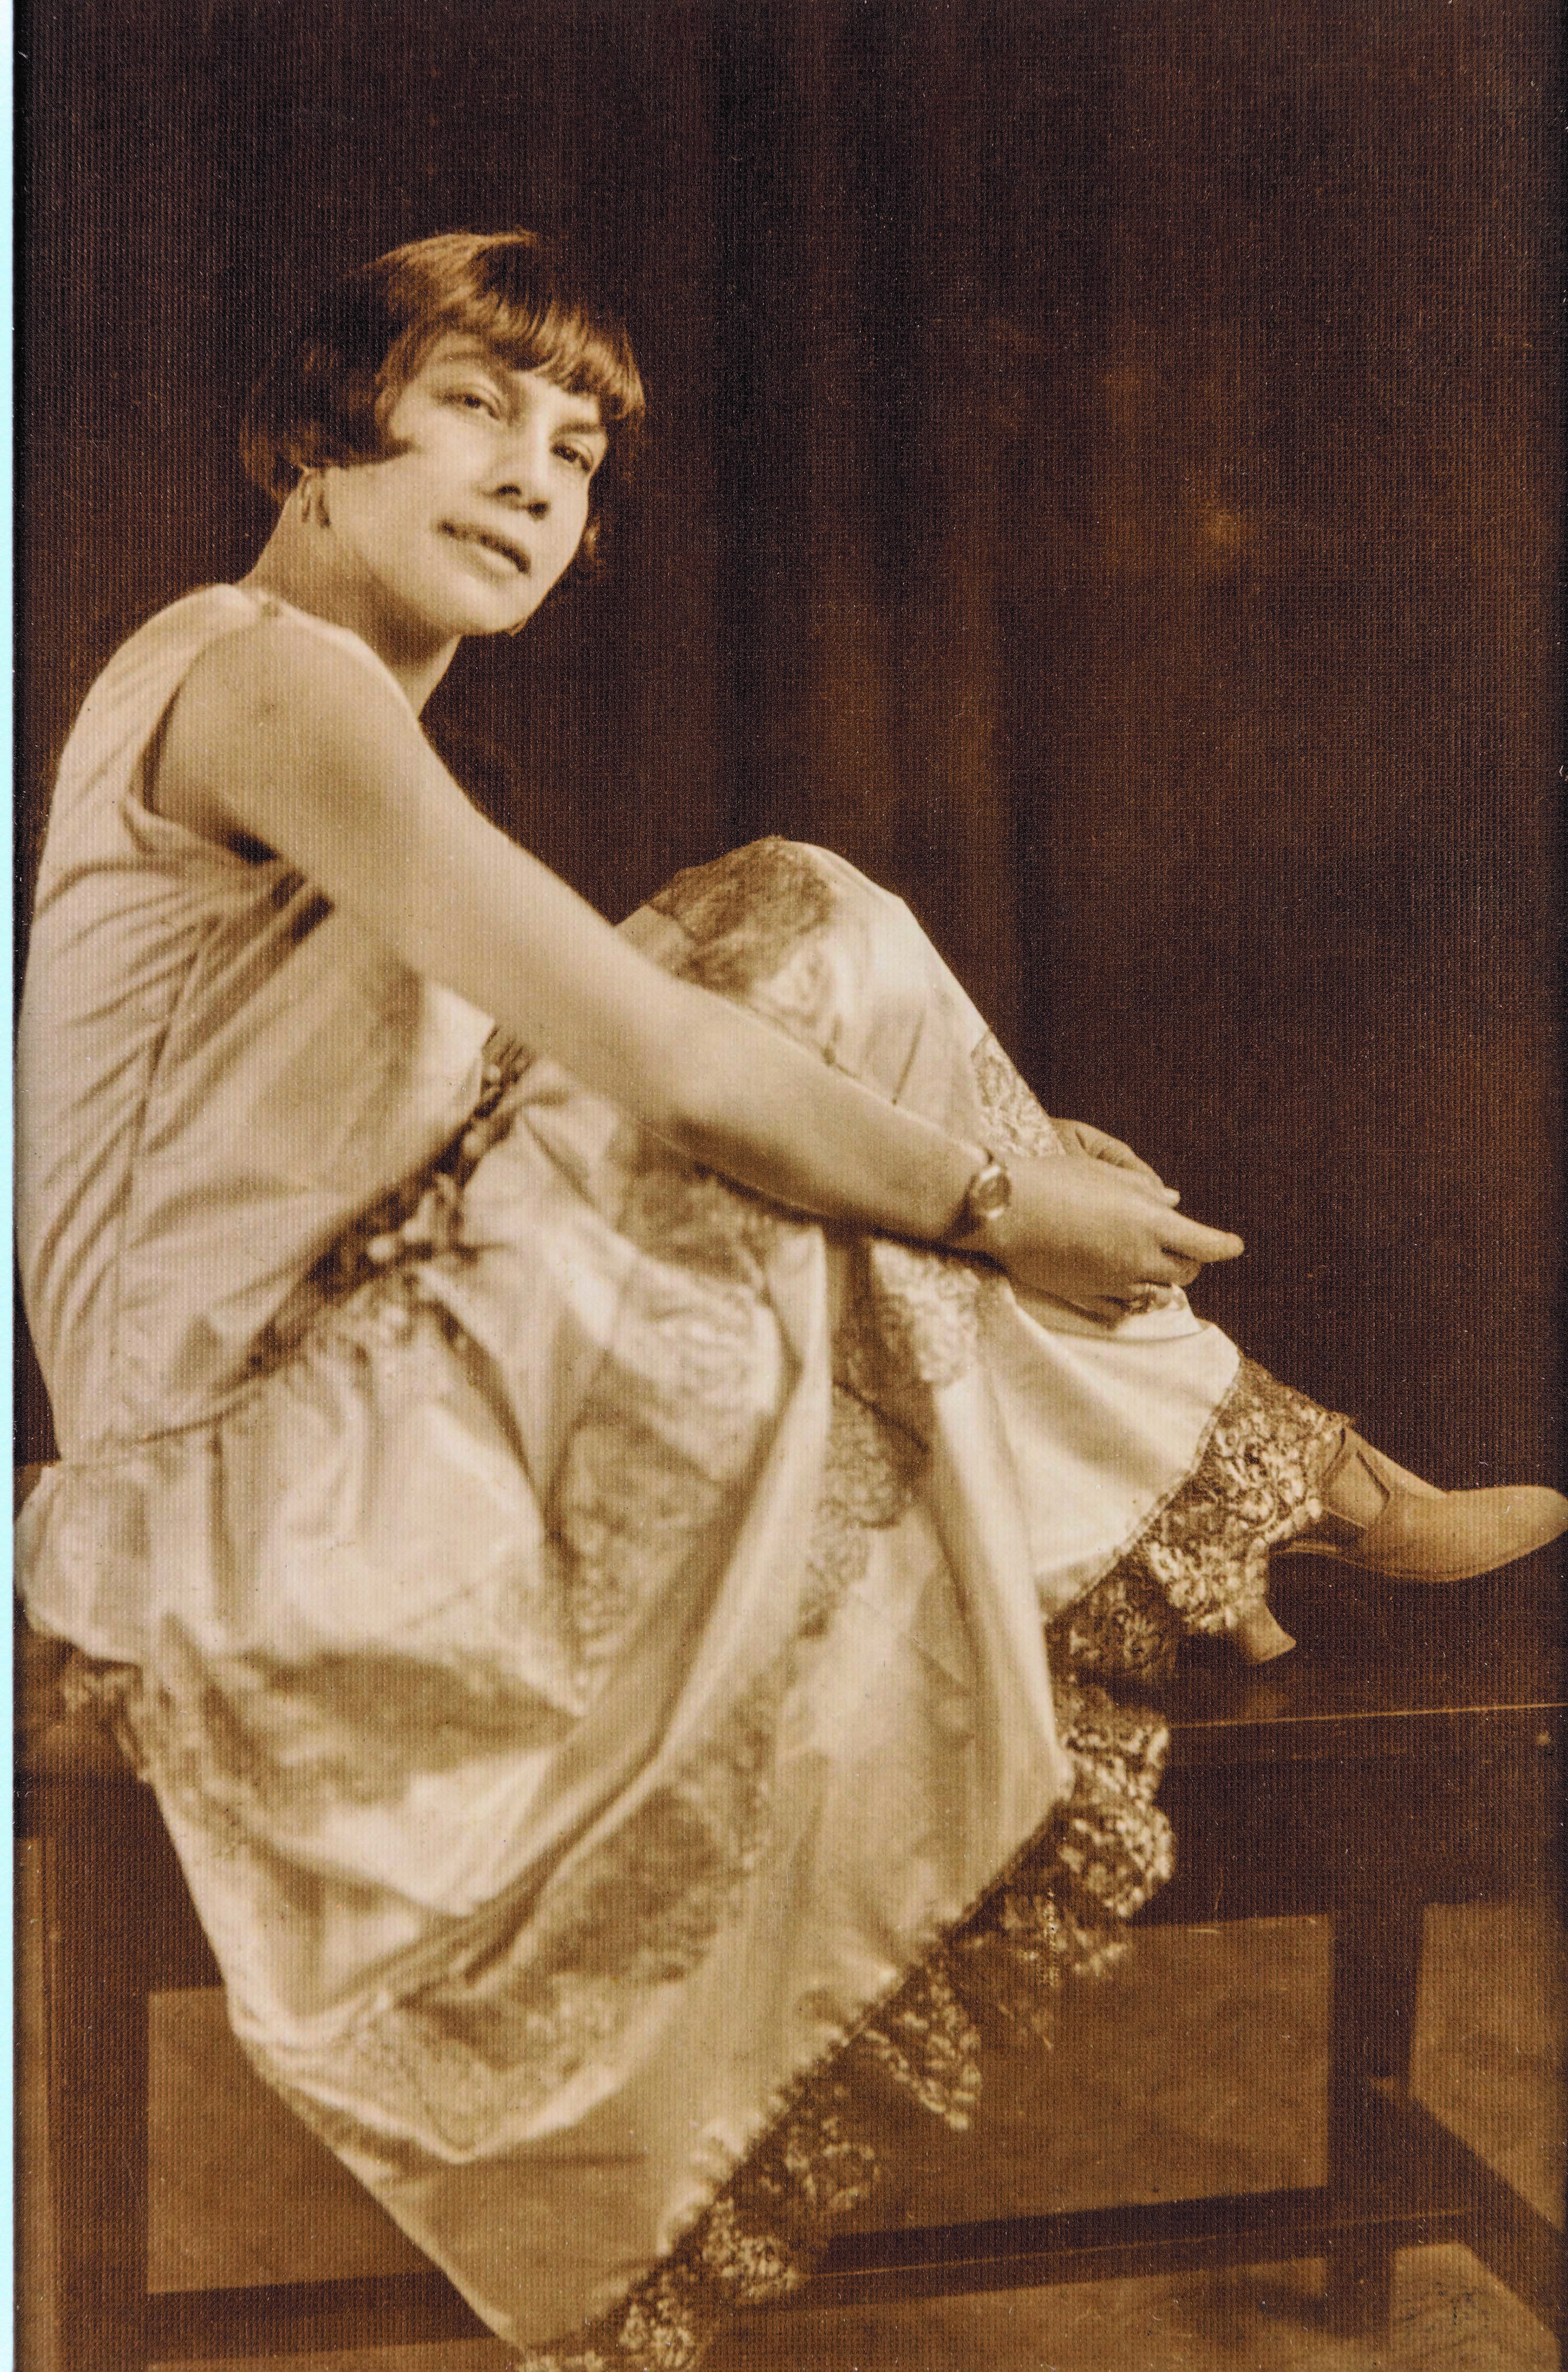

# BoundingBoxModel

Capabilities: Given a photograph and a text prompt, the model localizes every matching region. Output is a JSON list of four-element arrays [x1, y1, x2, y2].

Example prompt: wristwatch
[[950, 1149, 1013, 1241]]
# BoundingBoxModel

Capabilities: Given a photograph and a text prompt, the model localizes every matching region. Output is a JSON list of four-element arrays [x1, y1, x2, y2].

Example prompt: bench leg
[[1325, 1891, 1424, 2334], [40, 1783, 150, 2372]]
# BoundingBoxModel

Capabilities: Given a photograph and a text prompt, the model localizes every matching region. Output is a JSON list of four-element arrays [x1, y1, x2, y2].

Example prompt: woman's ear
[[296, 470, 331, 530]]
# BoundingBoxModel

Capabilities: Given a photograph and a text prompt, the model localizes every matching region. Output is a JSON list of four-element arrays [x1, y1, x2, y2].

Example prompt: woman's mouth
[[440, 524, 530, 574]]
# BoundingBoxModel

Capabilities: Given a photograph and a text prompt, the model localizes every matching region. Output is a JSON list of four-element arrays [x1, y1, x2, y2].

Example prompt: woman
[[17, 231, 1564, 2369]]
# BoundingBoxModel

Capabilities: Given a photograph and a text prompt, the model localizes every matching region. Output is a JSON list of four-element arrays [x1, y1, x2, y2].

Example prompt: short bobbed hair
[[241, 230, 645, 569]]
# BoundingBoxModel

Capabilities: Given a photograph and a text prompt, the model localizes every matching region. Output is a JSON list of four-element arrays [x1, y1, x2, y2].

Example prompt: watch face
[[970, 1162, 1012, 1219]]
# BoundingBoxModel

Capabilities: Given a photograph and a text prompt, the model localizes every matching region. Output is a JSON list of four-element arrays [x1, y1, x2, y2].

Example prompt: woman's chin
[[451, 575, 545, 639], [393, 581, 537, 647]]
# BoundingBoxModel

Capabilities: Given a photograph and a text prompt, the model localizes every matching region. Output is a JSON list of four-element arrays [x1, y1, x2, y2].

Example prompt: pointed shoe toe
[[1292, 1481, 1568, 1584]]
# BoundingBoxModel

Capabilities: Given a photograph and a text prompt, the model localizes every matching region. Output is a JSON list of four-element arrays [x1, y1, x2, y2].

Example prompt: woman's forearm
[[642, 985, 981, 1237], [397, 808, 985, 1239], [653, 995, 1247, 1317]]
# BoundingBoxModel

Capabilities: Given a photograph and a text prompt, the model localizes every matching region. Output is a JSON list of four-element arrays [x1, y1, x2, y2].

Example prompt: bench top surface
[[1163, 1560, 1563, 1764]]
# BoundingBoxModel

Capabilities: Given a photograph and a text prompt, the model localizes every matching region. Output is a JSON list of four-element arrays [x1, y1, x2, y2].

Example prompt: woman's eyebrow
[[424, 341, 549, 391], [426, 338, 503, 372], [430, 346, 606, 437]]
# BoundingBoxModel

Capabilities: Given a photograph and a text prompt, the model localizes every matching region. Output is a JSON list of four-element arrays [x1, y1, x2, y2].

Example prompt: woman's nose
[[488, 435, 550, 516]]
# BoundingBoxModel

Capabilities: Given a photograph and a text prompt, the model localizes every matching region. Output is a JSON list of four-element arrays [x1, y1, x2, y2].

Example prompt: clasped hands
[[983, 1120, 1243, 1323]]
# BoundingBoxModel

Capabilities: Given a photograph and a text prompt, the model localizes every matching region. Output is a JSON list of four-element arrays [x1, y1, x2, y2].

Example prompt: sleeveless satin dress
[[17, 586, 1338, 2364]]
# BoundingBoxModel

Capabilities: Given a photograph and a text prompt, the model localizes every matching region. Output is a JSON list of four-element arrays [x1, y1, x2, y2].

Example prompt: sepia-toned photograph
[[14, 5, 1563, 2367]]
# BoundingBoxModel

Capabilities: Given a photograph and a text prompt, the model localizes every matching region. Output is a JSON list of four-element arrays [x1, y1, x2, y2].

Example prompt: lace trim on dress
[[245, 1030, 529, 1370], [236, 1656, 794, 2170], [502, 1362, 1342, 2372], [650, 837, 837, 1008], [505, 1669, 1175, 2370], [59, 1348, 1341, 2369], [658, 837, 993, 1397], [971, 1028, 1073, 1160], [1047, 1357, 1346, 1678]]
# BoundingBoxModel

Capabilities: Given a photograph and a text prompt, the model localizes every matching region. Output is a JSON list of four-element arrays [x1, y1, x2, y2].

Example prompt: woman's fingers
[[1121, 1171, 1181, 1207], [1066, 1144, 1179, 1202], [1099, 1137, 1164, 1181], [997, 1159, 1242, 1308], [1160, 1213, 1244, 1266]]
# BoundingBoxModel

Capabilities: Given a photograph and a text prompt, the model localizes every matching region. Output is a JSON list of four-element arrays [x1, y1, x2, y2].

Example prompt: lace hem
[[513, 1685, 1172, 2371], [52, 1354, 1342, 2372], [509, 1358, 1341, 2371], [1047, 1357, 1346, 1682]]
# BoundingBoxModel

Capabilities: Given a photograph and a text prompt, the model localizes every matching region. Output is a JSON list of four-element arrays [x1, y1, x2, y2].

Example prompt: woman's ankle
[[1316, 1429, 1445, 1534]]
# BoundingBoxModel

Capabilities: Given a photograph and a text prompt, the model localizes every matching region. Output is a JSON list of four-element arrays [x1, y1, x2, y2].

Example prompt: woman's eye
[[556, 444, 595, 476], [450, 389, 500, 417]]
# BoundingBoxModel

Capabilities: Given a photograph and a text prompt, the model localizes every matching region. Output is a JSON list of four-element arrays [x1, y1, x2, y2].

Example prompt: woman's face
[[321, 334, 608, 644]]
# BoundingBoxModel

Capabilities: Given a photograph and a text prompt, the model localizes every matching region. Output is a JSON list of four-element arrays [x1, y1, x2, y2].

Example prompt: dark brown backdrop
[[17, 0, 1562, 1487]]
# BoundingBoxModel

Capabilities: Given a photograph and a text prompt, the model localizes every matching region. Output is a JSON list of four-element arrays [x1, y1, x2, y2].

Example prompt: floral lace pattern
[[1049, 1358, 1345, 1680], [651, 838, 837, 1010], [954, 1680, 1175, 2040], [539, 1160, 788, 1694], [253, 1665, 793, 2166], [849, 1240, 985, 1395], [504, 1359, 1341, 2372], [508, 1696, 1174, 2370], [128, 1599, 579, 1832], [659, 837, 992, 1401], [247, 1030, 529, 1371], [971, 1028, 1071, 1160], [798, 1385, 925, 1637]]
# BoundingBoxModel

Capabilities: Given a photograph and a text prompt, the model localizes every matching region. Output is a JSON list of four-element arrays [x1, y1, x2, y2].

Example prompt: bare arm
[[152, 616, 1242, 1294]]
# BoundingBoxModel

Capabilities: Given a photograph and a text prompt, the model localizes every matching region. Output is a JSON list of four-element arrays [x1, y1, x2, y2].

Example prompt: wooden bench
[[18, 1557, 1563, 2367], [779, 1565, 1564, 2339]]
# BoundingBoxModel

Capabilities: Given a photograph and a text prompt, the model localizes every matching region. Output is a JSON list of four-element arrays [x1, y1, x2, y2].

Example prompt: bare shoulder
[[149, 612, 425, 850]]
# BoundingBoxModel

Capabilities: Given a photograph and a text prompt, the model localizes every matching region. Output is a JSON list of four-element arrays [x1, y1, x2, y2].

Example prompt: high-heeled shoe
[[1278, 1430, 1568, 1583], [1233, 1604, 1298, 1664]]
